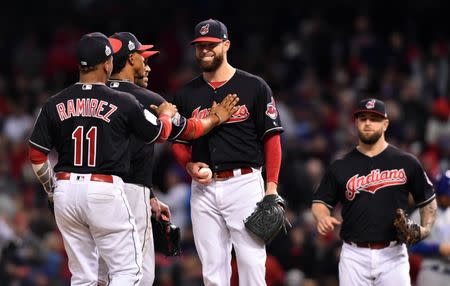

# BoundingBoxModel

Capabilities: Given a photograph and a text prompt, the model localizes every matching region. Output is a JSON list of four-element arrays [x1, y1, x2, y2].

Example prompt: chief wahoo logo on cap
[[365, 99, 376, 109], [200, 24, 210, 35]]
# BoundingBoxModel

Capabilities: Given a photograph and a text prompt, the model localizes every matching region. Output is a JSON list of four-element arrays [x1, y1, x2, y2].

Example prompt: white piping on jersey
[[145, 119, 163, 145], [261, 127, 284, 139], [312, 200, 334, 210], [29, 140, 51, 152], [173, 139, 190, 144], [416, 194, 436, 208], [74, 82, 106, 85]]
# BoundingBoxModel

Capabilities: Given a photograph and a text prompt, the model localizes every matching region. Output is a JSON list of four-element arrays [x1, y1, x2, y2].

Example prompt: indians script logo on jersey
[[191, 105, 249, 123], [345, 169, 407, 200], [200, 24, 210, 35], [265, 97, 278, 120]]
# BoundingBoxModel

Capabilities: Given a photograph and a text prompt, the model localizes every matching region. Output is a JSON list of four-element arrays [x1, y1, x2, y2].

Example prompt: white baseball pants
[[53, 173, 142, 286], [339, 241, 410, 286], [98, 183, 154, 286], [191, 168, 266, 286]]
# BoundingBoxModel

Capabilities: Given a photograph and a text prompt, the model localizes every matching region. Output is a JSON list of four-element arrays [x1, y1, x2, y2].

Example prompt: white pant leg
[[54, 180, 99, 286], [220, 171, 266, 286], [339, 242, 411, 286], [124, 183, 154, 286], [83, 176, 143, 286], [374, 244, 410, 286], [191, 180, 233, 286]]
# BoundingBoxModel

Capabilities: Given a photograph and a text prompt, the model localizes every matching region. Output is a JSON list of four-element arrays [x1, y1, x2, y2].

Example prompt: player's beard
[[358, 129, 383, 145], [197, 53, 223, 72]]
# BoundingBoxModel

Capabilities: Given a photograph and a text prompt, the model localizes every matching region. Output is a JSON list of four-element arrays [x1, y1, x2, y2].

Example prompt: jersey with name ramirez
[[172, 69, 283, 172], [313, 145, 435, 242], [29, 83, 163, 177], [107, 80, 187, 188]]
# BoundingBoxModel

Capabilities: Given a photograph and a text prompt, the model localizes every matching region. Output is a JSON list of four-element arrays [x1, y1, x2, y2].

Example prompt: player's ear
[[383, 119, 389, 131]]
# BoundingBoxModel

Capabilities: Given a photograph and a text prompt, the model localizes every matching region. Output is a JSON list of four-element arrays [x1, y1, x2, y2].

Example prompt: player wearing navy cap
[[28, 32, 178, 286], [172, 19, 284, 286], [312, 98, 437, 286]]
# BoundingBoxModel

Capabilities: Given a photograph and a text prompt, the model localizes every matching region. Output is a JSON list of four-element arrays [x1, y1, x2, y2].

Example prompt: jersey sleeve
[[168, 112, 187, 141], [28, 104, 53, 154], [126, 96, 164, 144], [312, 166, 339, 209], [409, 156, 436, 207], [254, 79, 284, 140]]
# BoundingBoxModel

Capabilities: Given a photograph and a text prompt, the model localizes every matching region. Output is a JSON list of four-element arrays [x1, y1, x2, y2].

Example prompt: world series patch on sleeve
[[151, 214, 181, 256]]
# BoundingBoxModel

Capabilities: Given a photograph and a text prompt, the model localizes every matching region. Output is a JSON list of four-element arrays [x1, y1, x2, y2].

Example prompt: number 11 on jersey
[[72, 126, 97, 167]]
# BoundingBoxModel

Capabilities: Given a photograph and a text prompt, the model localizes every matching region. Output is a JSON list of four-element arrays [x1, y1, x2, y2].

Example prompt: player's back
[[37, 83, 161, 177]]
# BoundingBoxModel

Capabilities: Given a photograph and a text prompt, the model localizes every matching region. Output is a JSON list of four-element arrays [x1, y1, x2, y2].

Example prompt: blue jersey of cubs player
[[173, 69, 283, 172]]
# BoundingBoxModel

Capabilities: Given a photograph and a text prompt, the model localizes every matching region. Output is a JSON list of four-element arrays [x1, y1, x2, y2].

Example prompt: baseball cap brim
[[108, 38, 122, 53], [141, 50, 160, 58], [191, 37, 223, 45], [353, 110, 387, 118], [137, 44, 154, 51]]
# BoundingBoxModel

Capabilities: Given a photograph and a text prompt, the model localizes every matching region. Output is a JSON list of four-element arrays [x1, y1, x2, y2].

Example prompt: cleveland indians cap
[[353, 98, 388, 118], [109, 32, 160, 59], [76, 32, 122, 68], [191, 19, 228, 44]]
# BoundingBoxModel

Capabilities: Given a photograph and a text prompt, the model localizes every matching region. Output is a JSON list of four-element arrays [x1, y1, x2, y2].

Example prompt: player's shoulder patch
[[265, 96, 278, 120]]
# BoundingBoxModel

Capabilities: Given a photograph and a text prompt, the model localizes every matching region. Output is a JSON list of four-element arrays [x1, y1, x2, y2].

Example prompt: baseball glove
[[244, 194, 291, 244], [151, 214, 181, 256], [393, 208, 421, 245]]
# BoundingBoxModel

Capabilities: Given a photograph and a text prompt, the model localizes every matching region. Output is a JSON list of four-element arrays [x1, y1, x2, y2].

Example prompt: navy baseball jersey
[[29, 83, 163, 177], [172, 69, 284, 172], [107, 80, 187, 188], [312, 145, 435, 242]]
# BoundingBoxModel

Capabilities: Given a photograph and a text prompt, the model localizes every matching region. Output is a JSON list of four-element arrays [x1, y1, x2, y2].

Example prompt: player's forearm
[[264, 133, 281, 188], [157, 114, 173, 142], [180, 115, 220, 140], [312, 203, 332, 222], [419, 198, 437, 239], [199, 114, 221, 136], [31, 160, 55, 198]]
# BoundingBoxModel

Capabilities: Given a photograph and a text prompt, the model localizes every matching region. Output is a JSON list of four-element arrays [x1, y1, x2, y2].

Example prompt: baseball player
[[27, 32, 178, 286], [97, 31, 240, 286], [171, 19, 284, 286], [311, 98, 437, 286], [410, 170, 450, 286]]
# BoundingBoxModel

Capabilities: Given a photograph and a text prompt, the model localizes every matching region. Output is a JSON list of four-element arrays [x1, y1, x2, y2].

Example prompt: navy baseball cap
[[436, 170, 450, 197], [76, 32, 122, 68], [191, 19, 228, 44], [353, 98, 388, 118], [109, 32, 159, 59]]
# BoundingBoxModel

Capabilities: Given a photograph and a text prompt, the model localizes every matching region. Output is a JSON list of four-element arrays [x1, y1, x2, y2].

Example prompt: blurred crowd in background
[[0, 1, 449, 285]]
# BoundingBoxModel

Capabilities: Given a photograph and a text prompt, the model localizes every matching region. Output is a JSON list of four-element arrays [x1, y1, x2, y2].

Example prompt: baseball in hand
[[198, 167, 213, 180]]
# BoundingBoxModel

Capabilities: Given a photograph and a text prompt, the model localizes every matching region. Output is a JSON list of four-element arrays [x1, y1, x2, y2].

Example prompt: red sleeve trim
[[29, 146, 48, 164], [172, 143, 192, 168], [264, 133, 281, 184], [157, 114, 173, 143], [180, 118, 204, 140]]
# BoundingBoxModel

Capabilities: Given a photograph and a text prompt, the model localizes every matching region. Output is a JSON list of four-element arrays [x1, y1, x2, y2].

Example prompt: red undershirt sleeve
[[264, 133, 282, 184]]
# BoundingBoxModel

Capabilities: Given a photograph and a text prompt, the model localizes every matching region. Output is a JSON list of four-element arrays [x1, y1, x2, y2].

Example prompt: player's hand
[[210, 94, 239, 124], [158, 200, 171, 221], [439, 243, 450, 256], [316, 216, 341, 236], [186, 162, 212, 184], [150, 101, 178, 117], [150, 197, 161, 219]]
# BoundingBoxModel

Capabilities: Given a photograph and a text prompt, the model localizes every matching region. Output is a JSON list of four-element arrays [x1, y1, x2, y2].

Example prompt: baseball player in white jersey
[[410, 170, 450, 286]]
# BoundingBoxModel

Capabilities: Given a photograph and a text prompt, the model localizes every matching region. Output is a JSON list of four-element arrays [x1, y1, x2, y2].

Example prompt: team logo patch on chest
[[345, 169, 407, 200]]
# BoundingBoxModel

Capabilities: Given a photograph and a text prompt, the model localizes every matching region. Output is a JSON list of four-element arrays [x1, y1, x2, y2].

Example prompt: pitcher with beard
[[170, 19, 284, 286], [311, 98, 437, 286]]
